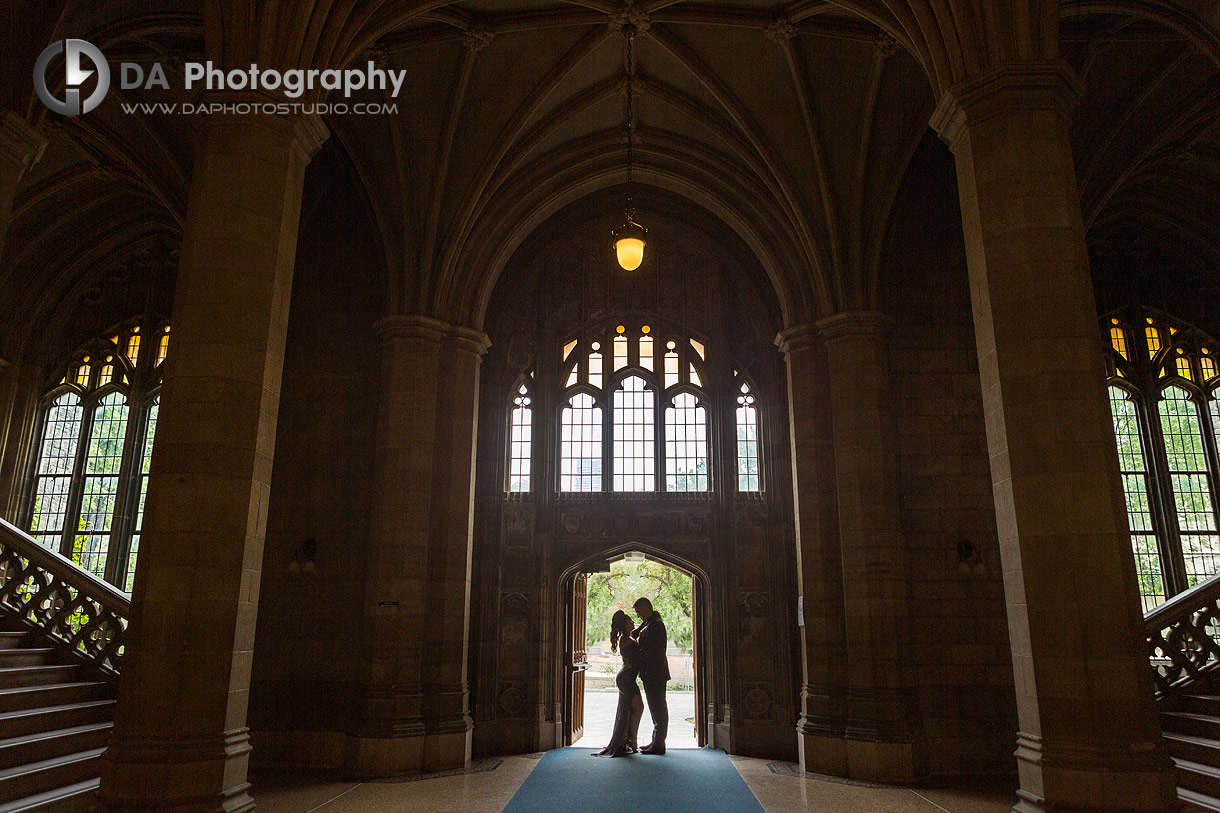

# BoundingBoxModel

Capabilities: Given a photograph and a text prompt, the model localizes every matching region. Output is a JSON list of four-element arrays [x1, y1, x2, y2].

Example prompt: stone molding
[[374, 314, 491, 356], [0, 111, 47, 173], [930, 62, 1081, 153], [1014, 731, 1174, 774], [104, 726, 252, 763], [774, 323, 819, 357], [814, 310, 893, 344]]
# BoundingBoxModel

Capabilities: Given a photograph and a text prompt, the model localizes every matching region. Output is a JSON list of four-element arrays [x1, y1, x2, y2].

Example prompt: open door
[[566, 573, 589, 744]]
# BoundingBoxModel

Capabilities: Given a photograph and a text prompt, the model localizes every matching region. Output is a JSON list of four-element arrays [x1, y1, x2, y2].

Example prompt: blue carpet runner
[[502, 747, 766, 812]]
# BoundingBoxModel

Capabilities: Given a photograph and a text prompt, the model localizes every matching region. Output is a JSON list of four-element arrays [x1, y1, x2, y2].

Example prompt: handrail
[[0, 516, 129, 676], [1145, 573, 1220, 699]]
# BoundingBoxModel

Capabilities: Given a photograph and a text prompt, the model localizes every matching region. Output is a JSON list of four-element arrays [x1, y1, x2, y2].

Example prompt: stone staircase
[[0, 619, 115, 812]]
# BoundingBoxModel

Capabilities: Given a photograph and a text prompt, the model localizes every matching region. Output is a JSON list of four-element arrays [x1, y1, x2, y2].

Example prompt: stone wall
[[883, 136, 1018, 779]]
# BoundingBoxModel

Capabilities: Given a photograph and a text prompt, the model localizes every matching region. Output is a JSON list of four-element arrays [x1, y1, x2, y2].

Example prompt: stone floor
[[577, 688, 698, 750], [252, 755, 1017, 812]]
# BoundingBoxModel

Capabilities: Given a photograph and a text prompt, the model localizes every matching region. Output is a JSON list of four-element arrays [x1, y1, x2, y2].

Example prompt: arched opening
[[469, 186, 797, 761], [561, 548, 704, 750]]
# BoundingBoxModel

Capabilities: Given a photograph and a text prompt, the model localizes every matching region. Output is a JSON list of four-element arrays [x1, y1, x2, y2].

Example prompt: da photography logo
[[34, 39, 110, 117]]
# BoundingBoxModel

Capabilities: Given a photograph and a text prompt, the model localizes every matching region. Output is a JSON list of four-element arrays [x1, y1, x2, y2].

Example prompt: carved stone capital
[[374, 314, 490, 357], [775, 323, 819, 357], [0, 111, 47, 174], [814, 310, 893, 344], [931, 62, 1081, 153]]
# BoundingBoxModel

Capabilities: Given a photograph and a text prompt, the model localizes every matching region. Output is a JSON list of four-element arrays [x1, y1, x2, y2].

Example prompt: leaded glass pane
[[613, 376, 654, 492], [665, 393, 708, 492], [74, 392, 129, 579], [1108, 387, 1163, 610], [561, 393, 602, 492], [127, 398, 159, 591], [1159, 385, 1220, 586], [736, 384, 761, 492], [29, 394, 83, 550], [509, 386, 532, 493]]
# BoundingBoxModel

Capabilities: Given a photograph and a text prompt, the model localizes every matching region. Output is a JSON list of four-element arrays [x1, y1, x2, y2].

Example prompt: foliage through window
[[23, 319, 168, 590], [1104, 310, 1220, 611]]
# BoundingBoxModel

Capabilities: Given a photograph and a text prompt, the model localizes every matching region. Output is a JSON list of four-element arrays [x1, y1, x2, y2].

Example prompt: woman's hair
[[609, 610, 631, 653]]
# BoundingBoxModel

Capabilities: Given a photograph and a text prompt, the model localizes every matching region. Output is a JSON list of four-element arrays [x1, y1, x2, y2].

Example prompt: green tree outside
[[586, 560, 693, 651]]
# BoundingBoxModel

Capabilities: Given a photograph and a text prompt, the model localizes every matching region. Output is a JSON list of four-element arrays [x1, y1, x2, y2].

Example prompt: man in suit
[[632, 597, 670, 754]]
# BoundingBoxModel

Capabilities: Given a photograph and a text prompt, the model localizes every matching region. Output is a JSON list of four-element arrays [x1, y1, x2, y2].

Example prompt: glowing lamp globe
[[612, 217, 648, 271]]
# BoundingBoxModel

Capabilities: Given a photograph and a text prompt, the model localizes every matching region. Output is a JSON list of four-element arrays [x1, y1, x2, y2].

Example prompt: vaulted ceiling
[[1, 0, 1218, 345]]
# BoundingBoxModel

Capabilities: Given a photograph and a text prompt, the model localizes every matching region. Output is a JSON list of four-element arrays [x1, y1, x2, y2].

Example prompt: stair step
[[0, 701, 115, 741], [1181, 696, 1220, 717], [0, 635, 30, 652], [0, 723, 111, 771], [0, 684, 111, 714], [1162, 711, 1220, 739], [0, 778, 98, 813], [1181, 786, 1220, 812], [0, 668, 81, 692], [0, 652, 55, 670], [1177, 757, 1220, 798], [1166, 732, 1220, 765], [0, 749, 104, 804]]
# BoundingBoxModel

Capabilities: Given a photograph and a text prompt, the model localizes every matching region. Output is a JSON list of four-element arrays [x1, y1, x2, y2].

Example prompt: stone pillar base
[[845, 739, 919, 784], [424, 729, 473, 772], [1013, 740, 1178, 813], [343, 734, 425, 778], [798, 731, 847, 776]]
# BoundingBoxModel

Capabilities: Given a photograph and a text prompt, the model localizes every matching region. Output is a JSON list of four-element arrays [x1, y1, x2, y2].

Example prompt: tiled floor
[[253, 753, 1017, 813]]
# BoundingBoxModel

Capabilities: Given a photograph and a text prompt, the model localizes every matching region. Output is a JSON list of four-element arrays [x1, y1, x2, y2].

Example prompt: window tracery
[[1105, 310, 1220, 610], [22, 318, 168, 590]]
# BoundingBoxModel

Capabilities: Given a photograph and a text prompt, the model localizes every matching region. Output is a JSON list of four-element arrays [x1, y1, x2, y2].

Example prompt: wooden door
[[568, 573, 589, 744]]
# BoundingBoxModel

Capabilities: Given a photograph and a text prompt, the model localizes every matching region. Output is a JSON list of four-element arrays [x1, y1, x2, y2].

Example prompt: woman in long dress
[[593, 610, 645, 757]]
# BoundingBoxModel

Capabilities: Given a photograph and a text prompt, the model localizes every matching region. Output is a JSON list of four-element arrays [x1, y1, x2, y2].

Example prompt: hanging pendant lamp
[[613, 23, 647, 271]]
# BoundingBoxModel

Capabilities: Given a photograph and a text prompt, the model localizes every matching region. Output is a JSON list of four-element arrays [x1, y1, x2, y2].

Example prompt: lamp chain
[[625, 27, 635, 213]]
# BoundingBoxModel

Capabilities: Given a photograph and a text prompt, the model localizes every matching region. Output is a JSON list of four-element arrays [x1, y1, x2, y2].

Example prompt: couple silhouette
[[593, 597, 670, 758]]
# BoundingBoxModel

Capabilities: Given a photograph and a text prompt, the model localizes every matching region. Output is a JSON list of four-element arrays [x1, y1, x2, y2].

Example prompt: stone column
[[932, 65, 1177, 811], [97, 109, 328, 812], [0, 111, 46, 263], [347, 316, 487, 776], [816, 311, 921, 783], [776, 325, 849, 776]]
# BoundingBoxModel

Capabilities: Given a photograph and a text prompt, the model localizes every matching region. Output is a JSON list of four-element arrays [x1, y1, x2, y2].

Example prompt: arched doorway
[[468, 188, 800, 763], [561, 548, 708, 749]]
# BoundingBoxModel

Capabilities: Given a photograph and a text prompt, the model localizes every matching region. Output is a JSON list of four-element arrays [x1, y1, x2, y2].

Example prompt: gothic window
[[22, 319, 168, 589], [735, 379, 761, 492], [665, 392, 708, 492], [508, 381, 533, 493], [1104, 310, 1220, 609], [614, 375, 656, 492], [542, 321, 732, 494], [561, 392, 602, 492]]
